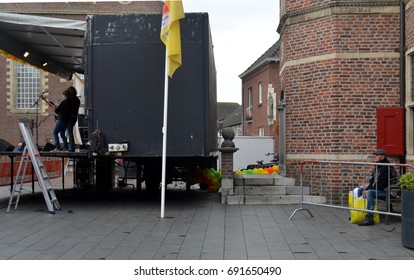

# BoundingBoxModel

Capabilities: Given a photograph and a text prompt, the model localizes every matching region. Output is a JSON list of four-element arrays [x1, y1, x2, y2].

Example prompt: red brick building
[[278, 0, 408, 177], [0, 1, 162, 147], [239, 41, 281, 153]]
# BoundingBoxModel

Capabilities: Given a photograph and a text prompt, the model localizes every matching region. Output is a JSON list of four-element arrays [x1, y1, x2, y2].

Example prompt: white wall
[[219, 136, 274, 170]]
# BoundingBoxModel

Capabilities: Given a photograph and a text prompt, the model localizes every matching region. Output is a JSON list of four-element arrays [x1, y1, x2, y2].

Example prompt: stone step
[[234, 174, 295, 186], [222, 174, 324, 205], [225, 194, 326, 205], [234, 185, 311, 195]]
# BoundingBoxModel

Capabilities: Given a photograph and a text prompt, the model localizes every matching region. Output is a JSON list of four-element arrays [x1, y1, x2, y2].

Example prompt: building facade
[[239, 41, 281, 153], [404, 0, 414, 163], [278, 0, 407, 178]]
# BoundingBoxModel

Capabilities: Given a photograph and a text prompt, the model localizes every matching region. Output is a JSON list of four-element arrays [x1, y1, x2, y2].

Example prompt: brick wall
[[284, 0, 332, 13], [0, 60, 11, 143], [279, 0, 401, 180], [0, 1, 162, 15], [282, 14, 400, 65]]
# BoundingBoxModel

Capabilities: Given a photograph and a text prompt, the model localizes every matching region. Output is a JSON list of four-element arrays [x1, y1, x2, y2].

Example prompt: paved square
[[0, 174, 413, 260]]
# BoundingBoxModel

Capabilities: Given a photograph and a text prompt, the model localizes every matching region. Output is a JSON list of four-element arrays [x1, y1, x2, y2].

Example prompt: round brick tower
[[278, 0, 401, 177]]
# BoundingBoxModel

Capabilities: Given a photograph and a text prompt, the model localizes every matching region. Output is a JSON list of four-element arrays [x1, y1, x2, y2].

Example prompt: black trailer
[[84, 13, 217, 190]]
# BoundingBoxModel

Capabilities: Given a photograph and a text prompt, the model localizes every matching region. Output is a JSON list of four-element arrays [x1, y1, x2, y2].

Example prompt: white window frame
[[258, 127, 265, 137], [16, 63, 41, 110], [405, 50, 414, 158]]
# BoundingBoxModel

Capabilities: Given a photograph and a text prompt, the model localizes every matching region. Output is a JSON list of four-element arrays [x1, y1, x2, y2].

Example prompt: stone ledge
[[222, 194, 326, 205], [222, 174, 324, 205], [234, 174, 295, 186]]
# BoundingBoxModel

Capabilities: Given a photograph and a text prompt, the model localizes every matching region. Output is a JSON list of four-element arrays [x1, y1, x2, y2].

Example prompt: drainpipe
[[241, 83, 245, 135], [277, 100, 286, 177], [400, 0, 406, 165]]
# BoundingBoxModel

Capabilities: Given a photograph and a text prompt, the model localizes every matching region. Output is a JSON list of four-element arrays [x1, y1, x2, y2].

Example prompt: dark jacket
[[366, 158, 397, 191], [55, 99, 72, 123], [68, 95, 80, 126]]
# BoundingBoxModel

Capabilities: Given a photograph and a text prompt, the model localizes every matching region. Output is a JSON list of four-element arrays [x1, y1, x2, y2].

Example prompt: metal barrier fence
[[289, 160, 413, 221]]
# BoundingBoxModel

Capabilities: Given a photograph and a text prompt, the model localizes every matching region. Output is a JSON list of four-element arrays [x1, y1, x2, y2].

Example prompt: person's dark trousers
[[53, 120, 68, 150], [67, 123, 76, 152]]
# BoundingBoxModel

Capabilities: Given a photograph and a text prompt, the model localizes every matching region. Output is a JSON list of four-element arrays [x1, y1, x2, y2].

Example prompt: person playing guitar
[[41, 90, 72, 151]]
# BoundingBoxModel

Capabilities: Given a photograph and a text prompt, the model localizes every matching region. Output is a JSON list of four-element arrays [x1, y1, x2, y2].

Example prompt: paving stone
[[0, 173, 410, 261]]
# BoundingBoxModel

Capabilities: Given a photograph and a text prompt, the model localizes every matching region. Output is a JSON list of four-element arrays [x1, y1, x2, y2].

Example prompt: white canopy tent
[[0, 12, 86, 80]]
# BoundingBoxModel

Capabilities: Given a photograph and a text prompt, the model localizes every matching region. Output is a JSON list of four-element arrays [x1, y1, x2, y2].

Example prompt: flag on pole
[[160, 0, 185, 77]]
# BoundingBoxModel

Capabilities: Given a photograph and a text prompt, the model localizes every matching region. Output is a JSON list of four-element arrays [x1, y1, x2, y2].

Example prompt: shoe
[[50, 148, 62, 152], [68, 149, 75, 152], [358, 216, 375, 226]]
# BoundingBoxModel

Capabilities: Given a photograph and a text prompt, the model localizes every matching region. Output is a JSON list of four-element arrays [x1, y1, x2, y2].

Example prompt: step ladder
[[7, 123, 61, 214]]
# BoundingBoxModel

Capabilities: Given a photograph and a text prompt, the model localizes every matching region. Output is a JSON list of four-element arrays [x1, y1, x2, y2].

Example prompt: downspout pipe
[[400, 0, 406, 165], [401, 0, 406, 108]]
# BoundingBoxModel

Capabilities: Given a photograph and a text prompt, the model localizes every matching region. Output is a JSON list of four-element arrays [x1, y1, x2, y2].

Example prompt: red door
[[377, 107, 405, 156]]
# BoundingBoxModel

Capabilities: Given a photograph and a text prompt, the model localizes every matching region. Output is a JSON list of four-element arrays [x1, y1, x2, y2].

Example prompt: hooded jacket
[[366, 157, 397, 191]]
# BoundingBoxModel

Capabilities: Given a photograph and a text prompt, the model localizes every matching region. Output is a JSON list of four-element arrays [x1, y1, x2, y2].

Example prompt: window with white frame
[[16, 63, 41, 110], [258, 82, 262, 105], [258, 127, 265, 137]]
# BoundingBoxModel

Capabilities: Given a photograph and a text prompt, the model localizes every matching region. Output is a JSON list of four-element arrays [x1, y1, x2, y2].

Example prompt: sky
[[184, 0, 280, 104], [8, 0, 280, 104]]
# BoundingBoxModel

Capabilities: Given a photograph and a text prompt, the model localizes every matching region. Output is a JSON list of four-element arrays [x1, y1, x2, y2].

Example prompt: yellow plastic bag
[[349, 190, 380, 224]]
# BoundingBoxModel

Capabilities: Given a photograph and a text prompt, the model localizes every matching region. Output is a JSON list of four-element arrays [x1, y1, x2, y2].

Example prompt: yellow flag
[[160, 0, 185, 77]]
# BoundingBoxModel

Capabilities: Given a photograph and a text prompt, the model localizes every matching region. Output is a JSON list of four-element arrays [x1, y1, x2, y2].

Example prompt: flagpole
[[160, 48, 169, 219], [160, 0, 184, 219]]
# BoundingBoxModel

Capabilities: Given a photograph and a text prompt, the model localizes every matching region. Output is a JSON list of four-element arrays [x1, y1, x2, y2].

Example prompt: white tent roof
[[0, 12, 86, 80]]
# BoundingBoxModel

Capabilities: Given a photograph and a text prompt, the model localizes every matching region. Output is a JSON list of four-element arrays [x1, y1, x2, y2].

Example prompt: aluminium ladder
[[6, 123, 61, 214]]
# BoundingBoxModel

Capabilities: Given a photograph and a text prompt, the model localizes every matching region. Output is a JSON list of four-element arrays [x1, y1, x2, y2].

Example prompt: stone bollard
[[219, 128, 238, 204]]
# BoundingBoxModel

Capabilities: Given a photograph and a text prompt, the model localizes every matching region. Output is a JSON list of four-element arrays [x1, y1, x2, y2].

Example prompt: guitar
[[40, 94, 57, 108]]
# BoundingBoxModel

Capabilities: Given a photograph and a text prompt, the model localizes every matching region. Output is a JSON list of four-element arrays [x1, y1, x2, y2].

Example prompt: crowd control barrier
[[289, 160, 413, 221]]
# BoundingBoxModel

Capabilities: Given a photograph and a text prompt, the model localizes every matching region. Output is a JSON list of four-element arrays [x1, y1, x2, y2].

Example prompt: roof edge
[[0, 12, 86, 31], [239, 57, 279, 79]]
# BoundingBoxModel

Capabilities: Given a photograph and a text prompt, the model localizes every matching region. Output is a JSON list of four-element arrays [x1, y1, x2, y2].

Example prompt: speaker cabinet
[[42, 142, 56, 151], [0, 138, 15, 151]]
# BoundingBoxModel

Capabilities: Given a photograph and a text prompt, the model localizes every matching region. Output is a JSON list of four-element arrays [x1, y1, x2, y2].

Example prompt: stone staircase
[[221, 174, 326, 205]]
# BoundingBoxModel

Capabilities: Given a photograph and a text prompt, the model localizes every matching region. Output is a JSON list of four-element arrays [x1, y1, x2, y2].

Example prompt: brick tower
[[278, 0, 402, 176]]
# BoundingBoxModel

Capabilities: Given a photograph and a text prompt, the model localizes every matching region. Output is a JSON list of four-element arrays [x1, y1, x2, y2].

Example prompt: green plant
[[400, 172, 414, 191]]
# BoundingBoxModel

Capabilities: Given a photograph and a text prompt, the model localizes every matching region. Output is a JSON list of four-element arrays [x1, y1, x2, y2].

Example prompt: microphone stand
[[31, 93, 43, 146]]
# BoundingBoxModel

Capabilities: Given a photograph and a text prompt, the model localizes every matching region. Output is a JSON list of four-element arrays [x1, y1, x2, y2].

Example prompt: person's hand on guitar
[[40, 94, 57, 108]]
